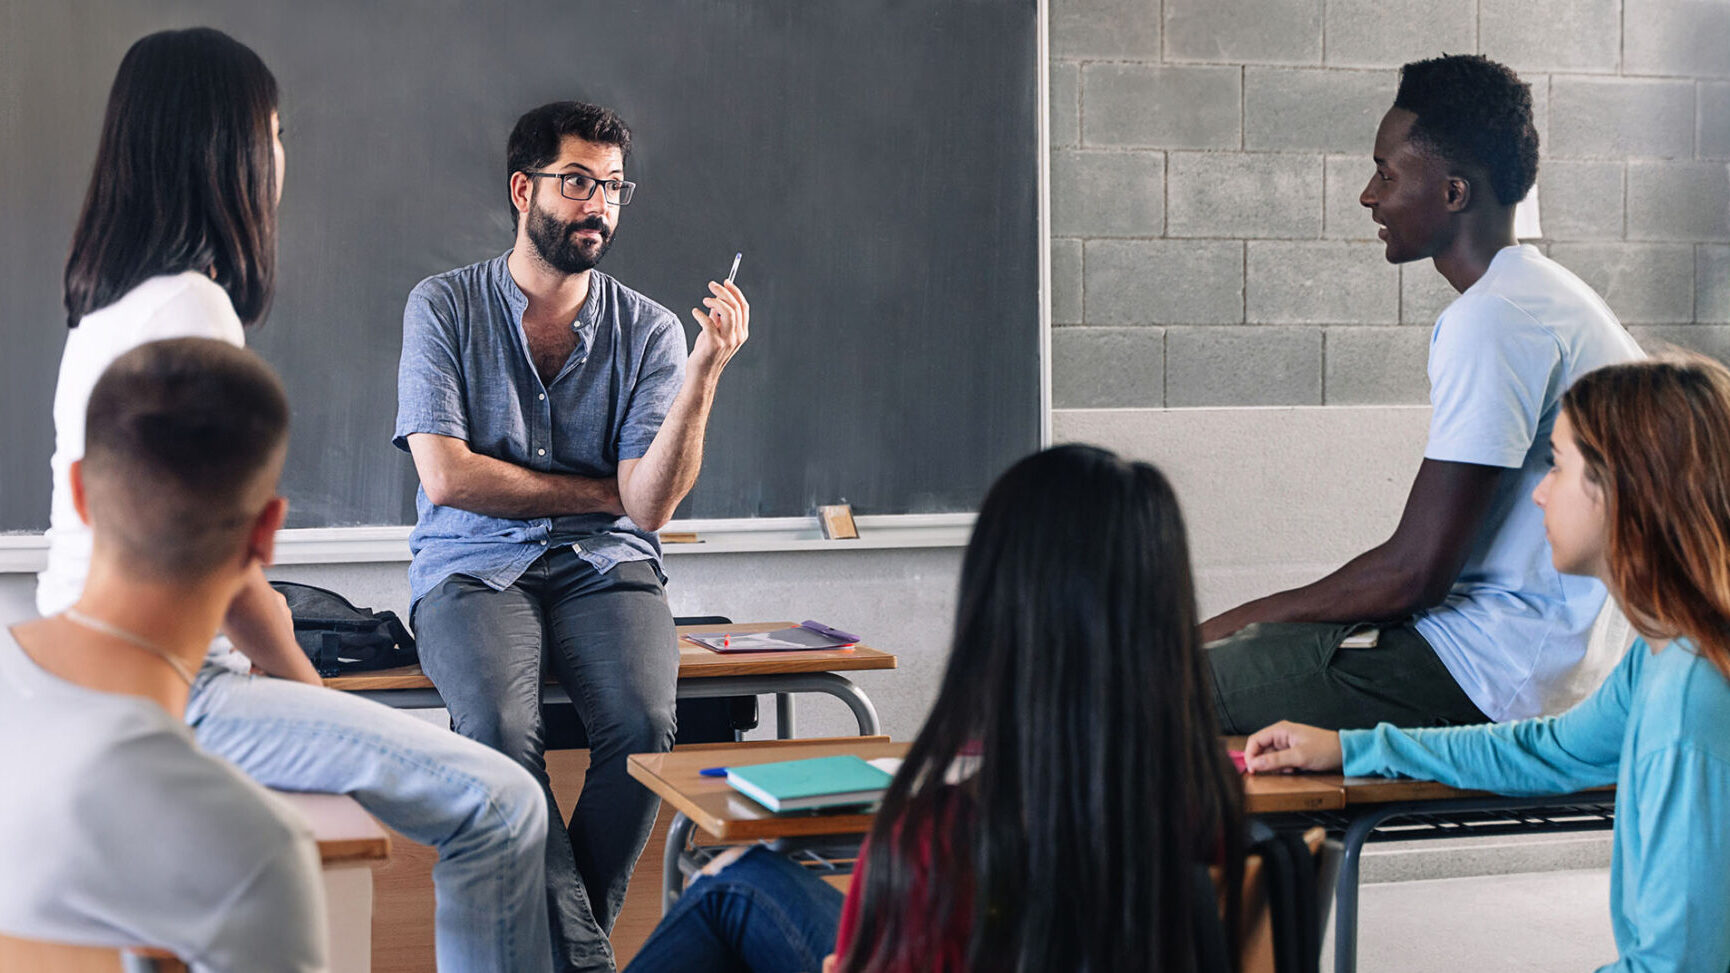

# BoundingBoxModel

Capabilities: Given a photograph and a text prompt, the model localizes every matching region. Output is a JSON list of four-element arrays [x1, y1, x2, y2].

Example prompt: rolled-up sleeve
[[616, 312, 688, 460], [394, 278, 471, 451]]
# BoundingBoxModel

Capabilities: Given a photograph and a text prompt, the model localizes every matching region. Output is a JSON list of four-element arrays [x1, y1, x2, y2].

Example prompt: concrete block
[[1050, 61, 1079, 149], [1703, 83, 1730, 160], [1550, 243, 1697, 324], [1051, 327, 1165, 408], [1051, 150, 1165, 238], [1085, 239, 1244, 325], [1165, 326, 1323, 406], [1247, 241, 1399, 324], [1479, 0, 1620, 74], [1165, 0, 1322, 65], [1166, 152, 1322, 239], [1624, 0, 1730, 79], [1630, 325, 1730, 364], [1626, 162, 1730, 242], [1050, 0, 1161, 59], [1536, 161, 1624, 240], [1550, 78, 1696, 160], [1245, 68, 1397, 154], [1701, 245, 1730, 324], [1051, 238, 1083, 325], [1322, 0, 1475, 69], [1401, 263, 1462, 325], [1326, 155, 1377, 239], [1325, 326, 1431, 404], [1082, 64, 1242, 150]]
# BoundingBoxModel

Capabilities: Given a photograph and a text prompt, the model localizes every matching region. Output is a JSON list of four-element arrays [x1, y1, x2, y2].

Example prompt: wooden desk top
[[627, 740, 1349, 842], [326, 622, 897, 692], [274, 791, 392, 865]]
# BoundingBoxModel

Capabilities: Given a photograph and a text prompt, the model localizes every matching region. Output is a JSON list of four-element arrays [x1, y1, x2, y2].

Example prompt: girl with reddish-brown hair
[[1247, 354, 1730, 973]]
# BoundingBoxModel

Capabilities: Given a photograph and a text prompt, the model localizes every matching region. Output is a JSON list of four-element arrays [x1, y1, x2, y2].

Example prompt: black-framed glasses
[[523, 171, 636, 206]]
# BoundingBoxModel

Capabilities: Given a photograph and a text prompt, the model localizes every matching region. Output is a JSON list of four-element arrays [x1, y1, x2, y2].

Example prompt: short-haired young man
[[1205, 55, 1642, 734], [396, 101, 750, 972], [0, 339, 324, 971]]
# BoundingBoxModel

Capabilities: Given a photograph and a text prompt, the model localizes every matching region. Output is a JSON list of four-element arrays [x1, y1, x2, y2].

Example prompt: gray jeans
[[415, 551, 678, 973]]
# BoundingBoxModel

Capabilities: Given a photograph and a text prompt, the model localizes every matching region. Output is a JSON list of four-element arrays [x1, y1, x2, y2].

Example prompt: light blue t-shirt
[[1342, 636, 1730, 973], [1412, 245, 1641, 721]]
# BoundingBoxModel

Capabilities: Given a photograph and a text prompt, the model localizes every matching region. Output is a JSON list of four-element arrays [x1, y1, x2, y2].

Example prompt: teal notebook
[[725, 755, 895, 812]]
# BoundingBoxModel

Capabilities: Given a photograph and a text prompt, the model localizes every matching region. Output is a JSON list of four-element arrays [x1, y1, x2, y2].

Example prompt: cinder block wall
[[1049, 0, 1730, 409]]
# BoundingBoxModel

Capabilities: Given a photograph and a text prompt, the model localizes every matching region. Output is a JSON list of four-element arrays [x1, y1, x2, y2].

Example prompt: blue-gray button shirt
[[394, 252, 687, 607]]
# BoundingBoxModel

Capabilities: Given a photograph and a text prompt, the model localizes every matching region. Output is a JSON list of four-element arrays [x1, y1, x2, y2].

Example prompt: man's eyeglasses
[[523, 171, 636, 206]]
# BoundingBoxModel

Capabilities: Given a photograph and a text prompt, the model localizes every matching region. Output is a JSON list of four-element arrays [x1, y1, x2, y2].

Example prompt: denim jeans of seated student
[[185, 661, 554, 973], [625, 847, 846, 973], [414, 551, 680, 973]]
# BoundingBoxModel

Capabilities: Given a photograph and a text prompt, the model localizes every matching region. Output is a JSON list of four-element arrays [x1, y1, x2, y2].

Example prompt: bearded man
[[393, 101, 750, 973]]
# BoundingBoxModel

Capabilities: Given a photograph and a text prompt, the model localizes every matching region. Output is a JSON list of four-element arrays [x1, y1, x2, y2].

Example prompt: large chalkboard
[[0, 0, 1041, 530]]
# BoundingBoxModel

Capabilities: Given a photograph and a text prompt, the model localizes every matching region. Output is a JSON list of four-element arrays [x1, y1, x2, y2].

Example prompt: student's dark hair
[[839, 445, 1244, 973], [82, 338, 289, 580], [1562, 354, 1730, 682], [505, 101, 632, 224], [1393, 54, 1539, 207], [63, 27, 279, 329]]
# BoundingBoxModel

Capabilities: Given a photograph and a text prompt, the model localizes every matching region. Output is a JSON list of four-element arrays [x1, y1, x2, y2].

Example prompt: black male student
[[1202, 55, 1640, 735], [394, 101, 750, 973]]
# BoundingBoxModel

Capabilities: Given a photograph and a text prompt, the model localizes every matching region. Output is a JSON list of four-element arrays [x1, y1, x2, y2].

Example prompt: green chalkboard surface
[[0, 0, 1041, 530]]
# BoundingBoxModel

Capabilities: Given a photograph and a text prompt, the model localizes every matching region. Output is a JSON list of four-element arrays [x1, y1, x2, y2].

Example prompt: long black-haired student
[[1248, 356, 1730, 973], [626, 444, 1243, 973], [36, 28, 553, 970]]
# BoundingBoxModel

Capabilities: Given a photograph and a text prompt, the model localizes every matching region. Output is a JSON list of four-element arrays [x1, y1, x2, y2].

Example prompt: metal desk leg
[[675, 673, 882, 736], [777, 693, 796, 738], [662, 811, 697, 917], [1334, 805, 1404, 973]]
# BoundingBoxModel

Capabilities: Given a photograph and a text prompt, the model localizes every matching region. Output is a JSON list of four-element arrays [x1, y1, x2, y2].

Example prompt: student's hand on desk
[[1243, 721, 1343, 774], [689, 280, 749, 377]]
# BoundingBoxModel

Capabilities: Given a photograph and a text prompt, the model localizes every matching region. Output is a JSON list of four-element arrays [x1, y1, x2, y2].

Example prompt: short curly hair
[[1393, 54, 1539, 207]]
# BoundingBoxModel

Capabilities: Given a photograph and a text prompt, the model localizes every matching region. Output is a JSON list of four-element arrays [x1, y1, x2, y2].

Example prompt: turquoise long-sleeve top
[[1341, 636, 1730, 973]]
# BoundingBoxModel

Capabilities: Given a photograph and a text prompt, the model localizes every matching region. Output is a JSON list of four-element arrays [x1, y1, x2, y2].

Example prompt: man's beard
[[526, 204, 614, 275]]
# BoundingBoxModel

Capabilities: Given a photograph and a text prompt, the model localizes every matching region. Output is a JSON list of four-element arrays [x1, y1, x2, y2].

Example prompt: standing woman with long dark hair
[[1249, 356, 1730, 973], [625, 444, 1244, 973], [37, 28, 556, 972]]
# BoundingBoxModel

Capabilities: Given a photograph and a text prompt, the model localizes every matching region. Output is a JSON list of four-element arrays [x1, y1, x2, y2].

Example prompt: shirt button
[[538, 393, 546, 401], [540, 540, 548, 546], [537, 448, 546, 456]]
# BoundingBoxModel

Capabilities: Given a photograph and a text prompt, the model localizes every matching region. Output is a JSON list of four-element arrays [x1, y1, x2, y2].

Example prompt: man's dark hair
[[505, 101, 633, 224], [1394, 54, 1539, 207], [64, 28, 280, 328], [83, 338, 290, 580]]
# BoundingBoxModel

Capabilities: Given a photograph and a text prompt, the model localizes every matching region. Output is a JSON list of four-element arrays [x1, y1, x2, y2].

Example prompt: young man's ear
[[1445, 175, 1473, 213], [69, 460, 92, 526], [245, 496, 289, 569]]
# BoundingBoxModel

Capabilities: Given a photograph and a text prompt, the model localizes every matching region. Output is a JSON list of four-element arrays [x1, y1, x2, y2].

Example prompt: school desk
[[276, 792, 392, 973], [631, 736, 1616, 973], [325, 622, 896, 737], [625, 738, 1349, 914]]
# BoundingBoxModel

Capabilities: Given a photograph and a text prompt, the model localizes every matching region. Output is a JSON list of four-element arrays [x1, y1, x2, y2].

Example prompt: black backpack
[[269, 581, 418, 677]]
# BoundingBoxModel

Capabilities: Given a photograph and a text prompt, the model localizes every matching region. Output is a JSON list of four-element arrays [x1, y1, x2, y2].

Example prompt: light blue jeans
[[185, 659, 553, 973]]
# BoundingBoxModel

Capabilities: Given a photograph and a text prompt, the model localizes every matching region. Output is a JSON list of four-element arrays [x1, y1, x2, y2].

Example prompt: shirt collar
[[493, 250, 605, 337]]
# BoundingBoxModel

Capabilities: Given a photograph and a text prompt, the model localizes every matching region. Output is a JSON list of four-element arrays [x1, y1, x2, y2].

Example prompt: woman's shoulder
[[80, 272, 245, 347]]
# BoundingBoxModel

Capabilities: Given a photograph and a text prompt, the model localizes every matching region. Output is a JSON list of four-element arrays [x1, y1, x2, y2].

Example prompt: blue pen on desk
[[699, 766, 729, 778]]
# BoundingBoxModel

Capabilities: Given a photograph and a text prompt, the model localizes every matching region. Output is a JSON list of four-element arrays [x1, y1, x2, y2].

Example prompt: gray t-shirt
[[0, 632, 327, 972]]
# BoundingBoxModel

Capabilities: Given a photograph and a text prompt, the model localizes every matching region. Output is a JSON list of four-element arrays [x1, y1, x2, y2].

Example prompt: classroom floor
[[1329, 868, 1617, 972]]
